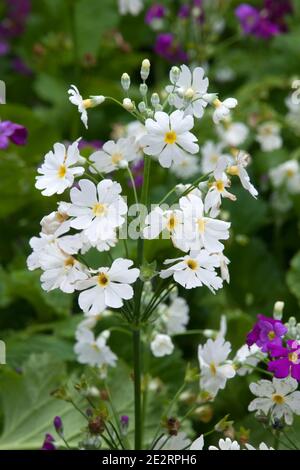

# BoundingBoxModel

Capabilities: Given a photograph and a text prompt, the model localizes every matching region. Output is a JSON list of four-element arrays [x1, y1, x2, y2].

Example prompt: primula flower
[[198, 336, 236, 397], [75, 328, 117, 368], [245, 442, 273, 450], [248, 376, 300, 425], [145, 4, 165, 25], [204, 157, 236, 218], [0, 120, 27, 149], [150, 334, 174, 357], [170, 153, 199, 179], [143, 207, 187, 252], [201, 141, 229, 174], [141, 110, 199, 168], [226, 151, 258, 198], [77, 258, 139, 315], [41, 433, 56, 451], [68, 85, 105, 129], [154, 33, 188, 63], [246, 314, 287, 352], [268, 340, 300, 380], [212, 98, 238, 124], [234, 344, 266, 376], [160, 250, 223, 293], [165, 64, 209, 119], [89, 137, 139, 174], [217, 122, 249, 147], [256, 121, 282, 152], [209, 438, 240, 450], [269, 160, 300, 194], [161, 295, 189, 335], [118, 0, 144, 16], [35, 141, 85, 197]]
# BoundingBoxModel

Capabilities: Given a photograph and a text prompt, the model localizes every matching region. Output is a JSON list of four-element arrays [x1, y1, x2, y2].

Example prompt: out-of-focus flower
[[246, 314, 287, 352], [150, 333, 174, 357], [209, 438, 240, 450], [269, 160, 300, 194], [118, 0, 144, 16], [268, 340, 300, 380], [145, 4, 166, 27], [154, 33, 188, 63], [256, 122, 282, 152], [41, 433, 56, 451], [74, 329, 117, 368], [0, 120, 28, 149]]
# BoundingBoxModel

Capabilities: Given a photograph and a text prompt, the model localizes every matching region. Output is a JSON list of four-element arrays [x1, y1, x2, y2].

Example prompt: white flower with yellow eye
[[256, 121, 282, 152], [226, 151, 258, 198], [77, 258, 139, 316], [89, 137, 139, 174], [143, 207, 188, 252], [170, 153, 199, 179], [74, 329, 117, 368], [212, 98, 238, 124], [209, 438, 240, 450], [160, 250, 223, 292], [204, 157, 236, 217], [141, 110, 199, 168], [35, 141, 84, 196], [68, 85, 105, 129], [217, 121, 249, 147], [269, 160, 300, 194], [67, 179, 127, 246], [201, 141, 229, 174]]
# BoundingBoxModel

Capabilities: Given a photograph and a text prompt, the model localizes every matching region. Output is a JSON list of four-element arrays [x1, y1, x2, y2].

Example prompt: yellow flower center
[[287, 169, 295, 178], [213, 98, 222, 108], [58, 165, 67, 178], [56, 212, 68, 223], [97, 272, 110, 287], [164, 130, 177, 145], [64, 256, 75, 268], [92, 342, 100, 351], [111, 152, 123, 164], [92, 203, 107, 217], [227, 165, 239, 176], [197, 218, 206, 234], [268, 330, 276, 340], [272, 394, 285, 405], [215, 180, 225, 192], [186, 259, 198, 270], [184, 87, 195, 99], [288, 352, 299, 364], [210, 362, 217, 376], [166, 214, 177, 231], [83, 98, 93, 109]]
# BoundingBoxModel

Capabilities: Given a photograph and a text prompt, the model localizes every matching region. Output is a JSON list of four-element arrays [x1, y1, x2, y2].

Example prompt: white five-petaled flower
[[67, 179, 127, 246], [166, 65, 209, 118], [248, 376, 300, 425], [226, 151, 258, 198], [179, 193, 230, 253], [170, 153, 199, 179], [234, 344, 265, 376], [201, 140, 229, 174], [77, 258, 140, 316], [245, 442, 274, 450], [161, 295, 189, 335], [198, 336, 236, 396], [68, 85, 105, 129], [154, 432, 191, 450], [118, 0, 144, 15], [150, 334, 174, 357], [269, 160, 300, 194], [89, 137, 139, 174], [204, 157, 236, 217], [35, 141, 84, 196], [39, 243, 87, 293], [160, 250, 223, 293], [213, 98, 238, 124], [141, 110, 199, 168], [74, 328, 117, 368], [209, 438, 240, 451], [217, 121, 249, 147], [143, 207, 188, 252], [256, 121, 282, 152]]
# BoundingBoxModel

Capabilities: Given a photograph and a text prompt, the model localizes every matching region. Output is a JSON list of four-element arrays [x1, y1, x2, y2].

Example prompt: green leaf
[[287, 250, 300, 305]]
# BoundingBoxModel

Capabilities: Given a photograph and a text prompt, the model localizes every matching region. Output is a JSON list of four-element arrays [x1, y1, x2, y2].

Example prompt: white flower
[[269, 160, 300, 194], [68, 85, 105, 128], [80, 231, 117, 253], [143, 207, 187, 252], [154, 432, 191, 450], [190, 435, 204, 450], [77, 258, 139, 315], [141, 110, 199, 168], [234, 344, 265, 376], [256, 122, 282, 152], [248, 376, 300, 425], [166, 65, 209, 118], [209, 438, 240, 450], [162, 295, 189, 335], [204, 157, 236, 217], [179, 193, 230, 253], [201, 141, 229, 174], [118, 0, 144, 15], [67, 179, 127, 246], [245, 442, 274, 450], [40, 203, 71, 235], [35, 141, 84, 197], [89, 137, 139, 174], [217, 122, 249, 147], [198, 336, 236, 396], [160, 250, 223, 293], [39, 244, 87, 293], [226, 151, 258, 198], [170, 153, 199, 179], [213, 98, 238, 124], [150, 334, 174, 357], [74, 329, 117, 368], [218, 253, 230, 284]]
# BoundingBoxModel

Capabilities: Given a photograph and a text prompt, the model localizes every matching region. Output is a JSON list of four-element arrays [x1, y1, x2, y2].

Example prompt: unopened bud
[[273, 301, 284, 320], [170, 66, 180, 83], [53, 416, 63, 435], [121, 73, 130, 91], [138, 101, 146, 113], [141, 59, 150, 81], [151, 93, 160, 107], [140, 83, 148, 97], [123, 98, 135, 111]]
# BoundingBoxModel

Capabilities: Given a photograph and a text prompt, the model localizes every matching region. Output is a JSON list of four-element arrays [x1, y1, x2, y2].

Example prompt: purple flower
[[178, 5, 190, 19], [268, 340, 300, 381], [246, 314, 287, 352], [78, 139, 103, 151], [11, 57, 32, 76], [41, 433, 56, 451], [53, 416, 63, 435], [154, 33, 188, 63], [264, 0, 293, 22], [0, 120, 28, 149], [0, 40, 10, 56], [235, 4, 261, 35], [145, 4, 166, 25], [120, 415, 129, 435]]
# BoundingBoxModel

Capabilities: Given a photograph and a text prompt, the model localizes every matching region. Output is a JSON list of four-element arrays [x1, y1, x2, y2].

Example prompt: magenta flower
[[235, 4, 261, 35], [154, 33, 188, 63], [78, 139, 103, 151], [246, 314, 287, 352], [145, 4, 166, 25], [53, 416, 63, 435], [41, 433, 56, 451], [268, 340, 300, 381], [0, 120, 28, 149]]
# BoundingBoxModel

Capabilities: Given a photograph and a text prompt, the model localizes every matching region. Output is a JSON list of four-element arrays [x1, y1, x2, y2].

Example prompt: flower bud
[[273, 301, 284, 320], [123, 98, 135, 111], [151, 92, 160, 107], [140, 83, 148, 96], [141, 59, 150, 81], [170, 66, 180, 83], [138, 101, 146, 113], [120, 415, 129, 436], [121, 73, 130, 91], [53, 416, 63, 435], [90, 95, 105, 106]]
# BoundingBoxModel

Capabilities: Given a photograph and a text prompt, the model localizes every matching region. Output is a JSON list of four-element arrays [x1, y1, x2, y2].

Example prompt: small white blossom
[[269, 160, 300, 194], [256, 122, 282, 152], [245, 442, 274, 450], [118, 0, 144, 16], [162, 295, 189, 335], [226, 151, 258, 198], [217, 121, 249, 147], [201, 141, 229, 174], [141, 110, 199, 168], [234, 344, 265, 376], [170, 153, 199, 179], [248, 376, 300, 425], [213, 98, 238, 124], [68, 85, 105, 128], [150, 334, 174, 357], [143, 207, 187, 252], [35, 141, 84, 197], [74, 328, 117, 368], [89, 137, 139, 174], [209, 438, 240, 450], [204, 157, 236, 217], [190, 435, 204, 450]]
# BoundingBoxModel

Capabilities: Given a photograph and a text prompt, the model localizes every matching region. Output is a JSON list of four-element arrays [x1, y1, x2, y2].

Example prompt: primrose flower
[[204, 156, 236, 217], [226, 150, 258, 198], [201, 141, 229, 174], [269, 160, 300, 194], [89, 137, 139, 174], [74, 329, 117, 368], [150, 334, 174, 357], [212, 98, 238, 124], [68, 85, 105, 128], [256, 121, 282, 152], [118, 0, 144, 16], [154, 33, 188, 63], [246, 314, 287, 352], [143, 207, 187, 252], [217, 121, 249, 147], [268, 340, 300, 380]]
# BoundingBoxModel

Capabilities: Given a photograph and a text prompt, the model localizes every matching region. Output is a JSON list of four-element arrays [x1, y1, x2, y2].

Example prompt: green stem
[[133, 329, 142, 450], [127, 166, 139, 207]]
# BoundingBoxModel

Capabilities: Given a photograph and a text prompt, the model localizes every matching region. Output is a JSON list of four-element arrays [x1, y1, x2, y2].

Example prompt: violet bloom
[[178, 5, 190, 19], [246, 314, 287, 352], [41, 433, 56, 451], [145, 4, 166, 25], [53, 416, 63, 435], [0, 41, 10, 56], [0, 120, 28, 149], [78, 139, 103, 151], [120, 415, 129, 435], [268, 340, 300, 380], [235, 4, 261, 35], [264, 0, 293, 22], [154, 33, 188, 63]]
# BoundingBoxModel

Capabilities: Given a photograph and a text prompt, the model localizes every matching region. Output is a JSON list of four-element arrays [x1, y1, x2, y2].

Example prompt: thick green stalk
[[133, 329, 142, 450]]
